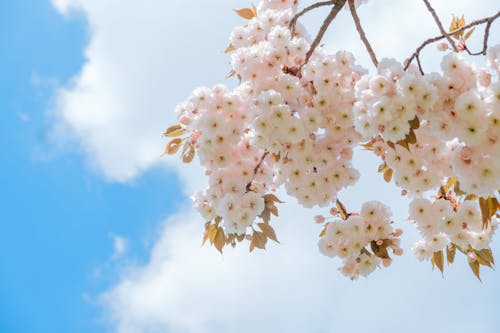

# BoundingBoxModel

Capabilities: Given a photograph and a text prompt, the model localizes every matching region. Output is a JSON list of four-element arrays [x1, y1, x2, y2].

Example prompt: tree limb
[[348, 0, 378, 67], [422, 0, 457, 51], [405, 10, 500, 73], [289, 0, 336, 36], [304, 0, 348, 65]]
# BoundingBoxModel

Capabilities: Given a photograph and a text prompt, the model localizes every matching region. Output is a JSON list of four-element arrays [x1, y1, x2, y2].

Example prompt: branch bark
[[405, 10, 500, 73], [348, 0, 378, 67], [422, 0, 457, 51], [289, 0, 336, 35], [304, 0, 347, 65]]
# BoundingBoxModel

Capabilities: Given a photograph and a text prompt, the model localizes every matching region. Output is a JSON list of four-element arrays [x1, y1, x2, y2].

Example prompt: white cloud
[[111, 235, 128, 260], [50, 0, 500, 332]]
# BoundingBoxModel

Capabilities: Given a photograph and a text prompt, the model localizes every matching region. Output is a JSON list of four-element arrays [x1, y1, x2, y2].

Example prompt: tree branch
[[466, 17, 497, 56], [405, 10, 500, 73], [245, 151, 269, 193], [289, 0, 336, 36], [422, 0, 457, 51], [348, 0, 378, 67], [304, 0, 348, 65]]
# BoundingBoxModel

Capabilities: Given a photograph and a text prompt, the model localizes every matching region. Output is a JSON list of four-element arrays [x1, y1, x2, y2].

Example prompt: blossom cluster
[[410, 197, 498, 261], [318, 201, 403, 279], [168, 0, 500, 278]]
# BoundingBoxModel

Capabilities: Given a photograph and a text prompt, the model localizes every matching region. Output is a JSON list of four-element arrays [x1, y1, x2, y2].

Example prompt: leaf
[[449, 15, 466, 39], [250, 230, 267, 251], [258, 223, 279, 243], [319, 223, 330, 238], [378, 162, 389, 173], [443, 177, 458, 192], [267, 203, 279, 217], [406, 129, 417, 144], [208, 224, 218, 244], [384, 168, 393, 183], [226, 69, 236, 79], [264, 193, 284, 204], [181, 142, 195, 163], [476, 248, 494, 267], [464, 27, 475, 40], [409, 116, 420, 130], [336, 199, 348, 220], [479, 197, 490, 229], [224, 44, 236, 54], [386, 141, 395, 150], [214, 227, 226, 254], [259, 207, 271, 224], [396, 139, 410, 151], [370, 240, 390, 259], [446, 243, 456, 264], [469, 259, 482, 281], [163, 138, 183, 156], [233, 7, 256, 20], [433, 250, 444, 275], [164, 124, 185, 137], [464, 194, 478, 201]]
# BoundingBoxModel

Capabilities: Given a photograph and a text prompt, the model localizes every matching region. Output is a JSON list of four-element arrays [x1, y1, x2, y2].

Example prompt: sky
[[0, 1, 499, 333]]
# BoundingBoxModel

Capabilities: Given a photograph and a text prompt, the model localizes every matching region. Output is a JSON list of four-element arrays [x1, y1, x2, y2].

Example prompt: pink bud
[[468, 252, 477, 263], [382, 258, 392, 267], [478, 70, 491, 87], [437, 42, 449, 51], [393, 229, 403, 237], [314, 215, 325, 224], [393, 247, 404, 256]]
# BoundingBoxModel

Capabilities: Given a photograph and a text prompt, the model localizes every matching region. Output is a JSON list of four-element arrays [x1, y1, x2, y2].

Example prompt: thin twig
[[405, 10, 500, 73], [245, 151, 269, 193], [304, 0, 348, 65], [422, 0, 457, 51], [348, 0, 378, 67], [289, 0, 336, 35], [467, 18, 496, 56]]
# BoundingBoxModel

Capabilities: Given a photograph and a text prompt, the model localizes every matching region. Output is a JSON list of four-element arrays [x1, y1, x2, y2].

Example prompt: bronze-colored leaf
[[479, 197, 489, 229], [476, 248, 494, 267], [336, 199, 348, 220], [251, 230, 267, 251], [226, 69, 236, 79], [469, 259, 481, 281], [446, 243, 456, 264], [233, 7, 256, 20], [384, 168, 393, 183], [464, 194, 478, 201], [225, 233, 235, 245], [433, 250, 444, 274], [464, 27, 475, 40], [454, 181, 465, 196], [236, 233, 245, 242], [214, 227, 225, 254], [259, 208, 271, 224], [397, 139, 410, 151], [319, 223, 329, 238], [378, 162, 389, 173], [443, 177, 458, 192], [409, 116, 420, 130], [164, 124, 185, 137], [258, 222, 279, 243], [181, 142, 195, 163], [386, 141, 395, 150], [267, 203, 279, 217], [406, 129, 417, 144], [264, 193, 284, 204], [224, 44, 236, 54], [162, 138, 183, 156], [208, 224, 218, 244], [371, 240, 390, 259]]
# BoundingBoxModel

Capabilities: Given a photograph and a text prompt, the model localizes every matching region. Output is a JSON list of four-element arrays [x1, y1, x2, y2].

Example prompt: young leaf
[[264, 193, 284, 204], [384, 168, 393, 183], [469, 259, 482, 281], [433, 250, 444, 275], [163, 138, 183, 156], [371, 240, 390, 259], [464, 27, 475, 40], [336, 199, 348, 220], [251, 230, 267, 250], [164, 124, 185, 137], [224, 44, 236, 54], [446, 243, 456, 265], [258, 222, 279, 243], [181, 142, 195, 163], [214, 227, 226, 254], [234, 7, 256, 20]]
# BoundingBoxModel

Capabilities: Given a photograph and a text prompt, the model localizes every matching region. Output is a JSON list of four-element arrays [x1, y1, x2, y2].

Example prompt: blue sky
[[1, 1, 499, 333], [0, 2, 182, 332]]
